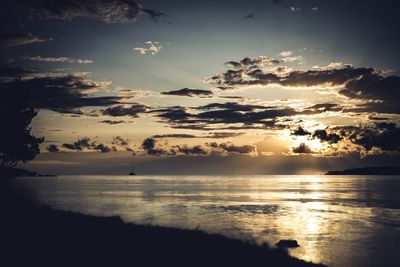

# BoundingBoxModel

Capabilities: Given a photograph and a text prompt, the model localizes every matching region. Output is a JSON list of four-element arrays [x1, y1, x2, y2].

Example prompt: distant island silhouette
[[326, 166, 400, 175]]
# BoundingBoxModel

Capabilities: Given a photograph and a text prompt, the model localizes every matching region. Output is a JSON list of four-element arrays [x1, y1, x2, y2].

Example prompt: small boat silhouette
[[129, 171, 136, 175]]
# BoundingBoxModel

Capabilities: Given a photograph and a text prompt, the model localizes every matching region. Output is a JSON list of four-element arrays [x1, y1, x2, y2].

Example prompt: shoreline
[[1, 180, 326, 267]]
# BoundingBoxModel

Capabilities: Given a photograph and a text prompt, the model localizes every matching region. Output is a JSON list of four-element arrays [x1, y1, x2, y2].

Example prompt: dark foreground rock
[[326, 166, 400, 175], [1, 183, 326, 267], [276, 240, 300, 248]]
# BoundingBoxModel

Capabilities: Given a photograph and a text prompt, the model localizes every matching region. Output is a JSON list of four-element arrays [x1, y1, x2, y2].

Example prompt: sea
[[10, 175, 400, 267]]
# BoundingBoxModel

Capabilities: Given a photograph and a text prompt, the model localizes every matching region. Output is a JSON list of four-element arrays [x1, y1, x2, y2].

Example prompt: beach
[[1, 178, 325, 267]]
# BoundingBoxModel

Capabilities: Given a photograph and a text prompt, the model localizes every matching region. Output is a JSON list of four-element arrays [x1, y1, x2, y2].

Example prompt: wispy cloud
[[25, 56, 94, 64], [161, 88, 213, 97], [290, 7, 301, 12], [0, 32, 45, 48], [278, 51, 304, 64], [134, 41, 162, 55]]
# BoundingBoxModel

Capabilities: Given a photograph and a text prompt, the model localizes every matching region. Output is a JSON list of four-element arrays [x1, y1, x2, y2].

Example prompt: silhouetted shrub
[[0, 79, 43, 168]]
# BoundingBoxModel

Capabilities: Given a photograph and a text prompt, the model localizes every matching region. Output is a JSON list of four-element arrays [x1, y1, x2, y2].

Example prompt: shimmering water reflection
[[13, 175, 400, 267]]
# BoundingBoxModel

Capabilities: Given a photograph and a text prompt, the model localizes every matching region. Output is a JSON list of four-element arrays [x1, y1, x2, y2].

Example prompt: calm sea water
[[11, 175, 400, 267]]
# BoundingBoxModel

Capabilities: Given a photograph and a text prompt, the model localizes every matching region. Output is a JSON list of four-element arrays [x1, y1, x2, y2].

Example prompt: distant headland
[[326, 166, 400, 175], [0, 167, 56, 178]]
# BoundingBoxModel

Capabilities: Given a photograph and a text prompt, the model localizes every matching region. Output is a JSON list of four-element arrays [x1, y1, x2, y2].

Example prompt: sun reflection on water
[[12, 175, 400, 267]]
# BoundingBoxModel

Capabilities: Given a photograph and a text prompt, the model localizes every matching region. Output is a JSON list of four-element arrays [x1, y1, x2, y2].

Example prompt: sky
[[1, 0, 400, 174]]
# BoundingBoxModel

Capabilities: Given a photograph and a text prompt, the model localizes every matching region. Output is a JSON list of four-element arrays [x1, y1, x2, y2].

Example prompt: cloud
[[224, 56, 280, 69], [141, 138, 256, 157], [152, 132, 243, 139], [46, 144, 60, 153], [206, 57, 400, 114], [292, 126, 310, 136], [152, 134, 197, 139], [99, 120, 132, 125], [281, 55, 303, 63], [154, 101, 333, 131], [312, 129, 341, 144], [207, 132, 244, 139], [61, 137, 111, 153], [278, 51, 303, 64], [292, 143, 313, 154], [337, 125, 400, 153], [172, 145, 208, 155], [211, 142, 257, 155], [134, 41, 162, 55], [25, 56, 93, 64], [244, 13, 256, 20], [111, 136, 129, 146], [294, 124, 400, 157], [0, 71, 121, 112], [302, 103, 342, 114], [278, 51, 293, 57], [62, 137, 92, 151], [0, 32, 45, 48], [101, 103, 147, 117], [93, 143, 111, 153], [161, 88, 213, 97], [22, 0, 166, 24], [290, 7, 301, 12], [141, 137, 170, 156], [206, 57, 369, 89]]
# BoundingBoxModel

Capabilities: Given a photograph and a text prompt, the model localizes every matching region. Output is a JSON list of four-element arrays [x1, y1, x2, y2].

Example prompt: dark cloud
[[338, 125, 400, 152], [93, 143, 111, 153], [62, 137, 111, 153], [207, 132, 244, 139], [141, 138, 255, 157], [0, 32, 45, 48], [369, 115, 388, 121], [62, 137, 92, 151], [20, 0, 165, 24], [155, 106, 191, 121], [172, 145, 208, 155], [161, 88, 213, 97], [46, 144, 59, 153], [302, 103, 341, 114], [339, 74, 400, 101], [344, 101, 400, 114], [305, 124, 400, 156], [152, 134, 197, 139], [101, 103, 147, 117], [375, 122, 397, 130], [112, 136, 129, 146], [154, 102, 298, 130], [292, 126, 310, 136], [51, 108, 84, 116], [152, 132, 243, 139], [209, 142, 257, 155], [0, 71, 122, 112], [244, 13, 256, 20], [209, 64, 371, 88], [99, 120, 132, 125], [312, 129, 341, 144], [142, 137, 167, 156], [208, 58, 400, 114], [292, 143, 313, 154]]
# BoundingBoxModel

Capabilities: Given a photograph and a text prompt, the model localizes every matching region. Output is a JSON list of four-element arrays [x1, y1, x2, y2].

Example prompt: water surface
[[12, 175, 400, 267]]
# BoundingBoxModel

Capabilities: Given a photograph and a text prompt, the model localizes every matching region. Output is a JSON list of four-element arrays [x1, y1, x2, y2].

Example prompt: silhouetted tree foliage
[[0, 80, 43, 168]]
